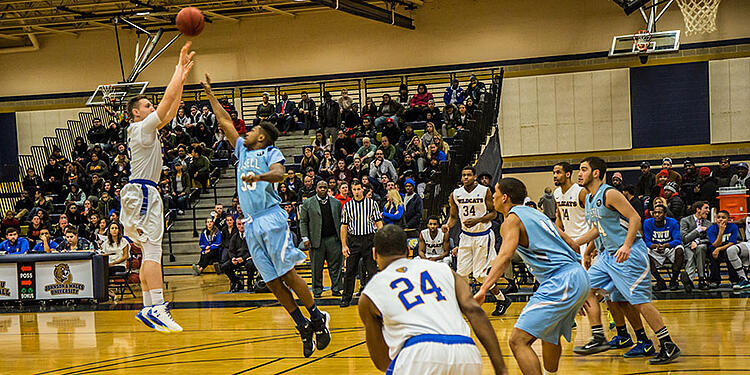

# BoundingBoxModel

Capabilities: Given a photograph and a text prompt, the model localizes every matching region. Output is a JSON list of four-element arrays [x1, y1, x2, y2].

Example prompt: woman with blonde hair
[[382, 189, 405, 226], [421, 121, 440, 149], [405, 135, 426, 171]]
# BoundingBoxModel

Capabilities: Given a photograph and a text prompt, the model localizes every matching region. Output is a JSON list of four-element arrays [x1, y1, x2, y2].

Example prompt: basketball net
[[101, 85, 115, 109], [634, 30, 652, 52], [675, 0, 721, 35]]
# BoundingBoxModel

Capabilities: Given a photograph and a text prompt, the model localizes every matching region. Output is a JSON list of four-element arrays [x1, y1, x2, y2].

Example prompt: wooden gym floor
[[2, 274, 749, 374]]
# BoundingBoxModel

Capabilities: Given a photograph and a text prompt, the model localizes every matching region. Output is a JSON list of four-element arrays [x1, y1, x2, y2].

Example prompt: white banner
[[35, 260, 93, 299], [0, 263, 18, 300]]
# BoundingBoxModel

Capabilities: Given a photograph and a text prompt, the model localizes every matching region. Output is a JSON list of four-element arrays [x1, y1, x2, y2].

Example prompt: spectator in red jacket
[[230, 110, 247, 135]]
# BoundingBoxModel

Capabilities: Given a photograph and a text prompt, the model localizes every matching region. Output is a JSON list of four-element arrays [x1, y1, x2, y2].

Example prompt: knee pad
[[141, 241, 163, 264]]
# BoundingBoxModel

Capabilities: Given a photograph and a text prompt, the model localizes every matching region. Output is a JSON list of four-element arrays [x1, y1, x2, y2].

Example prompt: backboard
[[609, 30, 680, 57], [86, 82, 149, 107]]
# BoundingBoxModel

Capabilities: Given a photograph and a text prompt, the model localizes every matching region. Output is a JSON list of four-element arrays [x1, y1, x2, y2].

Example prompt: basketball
[[176, 7, 204, 37]]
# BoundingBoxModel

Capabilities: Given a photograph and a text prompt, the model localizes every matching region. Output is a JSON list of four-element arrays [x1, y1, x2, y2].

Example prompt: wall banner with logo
[[35, 260, 94, 299], [0, 263, 18, 300]]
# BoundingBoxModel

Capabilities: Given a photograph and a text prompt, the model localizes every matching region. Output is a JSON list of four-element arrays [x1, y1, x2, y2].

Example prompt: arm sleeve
[[266, 147, 286, 166], [340, 205, 350, 226], [371, 201, 383, 222], [669, 220, 682, 248], [199, 233, 208, 252], [643, 219, 654, 247], [140, 111, 162, 135], [680, 218, 698, 244], [20, 239, 29, 254], [382, 206, 397, 221]]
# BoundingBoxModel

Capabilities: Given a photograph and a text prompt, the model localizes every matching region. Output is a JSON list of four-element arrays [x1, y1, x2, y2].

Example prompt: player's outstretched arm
[[357, 295, 391, 372], [200, 73, 239, 147], [576, 226, 599, 247], [476, 216, 519, 301], [156, 41, 195, 128], [454, 271, 508, 375]]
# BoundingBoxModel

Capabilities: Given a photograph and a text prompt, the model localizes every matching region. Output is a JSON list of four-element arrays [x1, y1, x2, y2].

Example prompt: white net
[[101, 85, 114, 107], [675, 0, 721, 35]]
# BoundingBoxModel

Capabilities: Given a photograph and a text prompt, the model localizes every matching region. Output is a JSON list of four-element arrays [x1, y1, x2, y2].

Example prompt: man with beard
[[636, 161, 656, 199], [680, 159, 699, 206]]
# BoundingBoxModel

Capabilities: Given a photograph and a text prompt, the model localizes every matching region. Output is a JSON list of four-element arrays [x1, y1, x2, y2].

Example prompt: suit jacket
[[679, 214, 711, 246], [228, 231, 251, 260], [275, 100, 296, 117], [300, 196, 342, 248]]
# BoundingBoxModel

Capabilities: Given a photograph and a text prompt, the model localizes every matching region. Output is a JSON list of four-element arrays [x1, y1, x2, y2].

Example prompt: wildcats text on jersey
[[455, 198, 484, 204]]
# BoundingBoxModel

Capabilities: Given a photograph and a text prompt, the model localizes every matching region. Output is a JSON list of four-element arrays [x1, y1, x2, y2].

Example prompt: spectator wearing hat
[[729, 161, 749, 188], [636, 161, 656, 199], [443, 79, 465, 106], [254, 92, 274, 126], [611, 172, 624, 191], [663, 182, 685, 219], [695, 167, 719, 208], [402, 178, 423, 231], [661, 157, 682, 187], [680, 159, 699, 207], [650, 169, 671, 204], [713, 157, 735, 187], [466, 75, 486, 103]]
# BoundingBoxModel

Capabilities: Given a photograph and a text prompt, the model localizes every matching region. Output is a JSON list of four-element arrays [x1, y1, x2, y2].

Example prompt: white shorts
[[121, 181, 164, 245], [649, 245, 683, 268], [456, 231, 496, 282], [388, 341, 482, 375]]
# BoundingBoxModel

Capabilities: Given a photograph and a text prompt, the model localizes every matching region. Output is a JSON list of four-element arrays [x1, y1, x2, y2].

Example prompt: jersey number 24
[[390, 271, 446, 311]]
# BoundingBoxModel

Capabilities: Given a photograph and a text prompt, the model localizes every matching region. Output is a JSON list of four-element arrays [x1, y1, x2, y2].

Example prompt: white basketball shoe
[[146, 302, 183, 333], [135, 306, 169, 333]]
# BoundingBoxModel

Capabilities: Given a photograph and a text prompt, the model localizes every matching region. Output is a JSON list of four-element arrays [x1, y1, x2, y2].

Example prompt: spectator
[[211, 203, 227, 230], [327, 177, 338, 197], [661, 157, 682, 187], [334, 182, 351, 206], [382, 189, 405, 226], [611, 172, 624, 191], [33, 228, 59, 253], [92, 217, 108, 248], [644, 205, 688, 291], [101, 222, 130, 269], [650, 169, 670, 203], [405, 136, 425, 171], [441, 104, 458, 136], [406, 83, 433, 122], [361, 97, 378, 119], [443, 78, 465, 106], [713, 157, 735, 187], [169, 163, 191, 214], [333, 130, 357, 162], [71, 137, 90, 163], [86, 152, 109, 177], [274, 92, 296, 135], [729, 161, 749, 188], [14, 190, 33, 220], [427, 143, 447, 162], [456, 103, 472, 129], [381, 118, 401, 150], [283, 169, 303, 193], [397, 124, 416, 152], [282, 202, 300, 243], [22, 168, 43, 195], [622, 185, 645, 220], [188, 105, 203, 127], [0, 227, 29, 254], [192, 218, 222, 276], [200, 105, 217, 130], [230, 110, 247, 136], [300, 180, 344, 298], [466, 74, 486, 103], [356, 137, 378, 167], [695, 167, 718, 208], [369, 150, 398, 182], [634, 161, 655, 199], [220, 214, 237, 258], [707, 210, 750, 290], [300, 147, 320, 173], [25, 215, 45, 247], [96, 191, 119, 219], [397, 83, 410, 106], [255, 92, 274, 126], [318, 91, 341, 140], [318, 150, 336, 178], [188, 146, 211, 192], [339, 180, 383, 307], [297, 91, 317, 135], [378, 136, 397, 162], [424, 99, 442, 126], [278, 183, 298, 204], [399, 153, 419, 178], [87, 117, 108, 146], [226, 197, 241, 218], [173, 127, 193, 149], [222, 218, 255, 292], [338, 88, 354, 115], [349, 155, 366, 176], [402, 179, 422, 230], [375, 94, 403, 129], [43, 156, 64, 195], [332, 159, 353, 183], [304, 166, 322, 185], [537, 187, 557, 221], [680, 201, 711, 289], [299, 175, 317, 200], [65, 184, 86, 207], [421, 122, 439, 149], [171, 107, 190, 129], [356, 117, 377, 146], [663, 182, 685, 219], [58, 227, 93, 251], [311, 130, 331, 157]]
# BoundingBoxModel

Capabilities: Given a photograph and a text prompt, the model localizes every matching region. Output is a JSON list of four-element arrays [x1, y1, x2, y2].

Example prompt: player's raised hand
[[200, 73, 213, 95], [614, 245, 630, 263], [178, 41, 196, 81], [241, 173, 260, 185]]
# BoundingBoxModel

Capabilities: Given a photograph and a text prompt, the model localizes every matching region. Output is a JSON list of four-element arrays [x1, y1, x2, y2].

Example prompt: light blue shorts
[[587, 241, 652, 305], [243, 205, 307, 282], [515, 263, 590, 345]]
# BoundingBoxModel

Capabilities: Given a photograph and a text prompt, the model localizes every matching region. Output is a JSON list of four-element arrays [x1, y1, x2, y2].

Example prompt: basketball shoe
[[136, 306, 169, 333], [147, 302, 183, 333]]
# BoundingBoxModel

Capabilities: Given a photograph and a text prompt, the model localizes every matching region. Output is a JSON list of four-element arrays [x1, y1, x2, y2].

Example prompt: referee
[[340, 179, 383, 307]]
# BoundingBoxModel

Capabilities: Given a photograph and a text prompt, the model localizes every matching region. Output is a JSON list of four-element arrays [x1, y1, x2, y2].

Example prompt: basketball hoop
[[675, 0, 721, 35], [634, 30, 652, 53], [101, 84, 116, 108]]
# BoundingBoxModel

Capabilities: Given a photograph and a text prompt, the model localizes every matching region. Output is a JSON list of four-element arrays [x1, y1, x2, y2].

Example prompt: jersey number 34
[[390, 271, 446, 311]]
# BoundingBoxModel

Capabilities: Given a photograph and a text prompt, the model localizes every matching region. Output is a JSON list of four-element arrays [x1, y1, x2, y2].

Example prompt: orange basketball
[[176, 7, 205, 37]]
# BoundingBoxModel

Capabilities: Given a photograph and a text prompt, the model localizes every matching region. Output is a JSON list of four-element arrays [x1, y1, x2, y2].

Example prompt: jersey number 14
[[390, 271, 447, 311]]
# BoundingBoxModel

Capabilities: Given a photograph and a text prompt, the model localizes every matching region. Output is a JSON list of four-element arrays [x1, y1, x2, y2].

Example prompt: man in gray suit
[[680, 200, 711, 290], [300, 180, 344, 298]]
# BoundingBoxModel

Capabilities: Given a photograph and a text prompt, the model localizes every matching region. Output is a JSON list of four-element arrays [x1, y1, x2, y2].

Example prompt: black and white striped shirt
[[341, 197, 382, 235]]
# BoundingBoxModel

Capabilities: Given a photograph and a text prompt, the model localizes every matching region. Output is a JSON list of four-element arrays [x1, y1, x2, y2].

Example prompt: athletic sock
[[307, 304, 323, 321], [591, 325, 605, 340], [634, 328, 649, 342], [290, 308, 310, 328], [616, 325, 629, 338], [655, 326, 673, 346], [142, 290, 152, 307], [150, 289, 164, 306], [493, 290, 506, 301]]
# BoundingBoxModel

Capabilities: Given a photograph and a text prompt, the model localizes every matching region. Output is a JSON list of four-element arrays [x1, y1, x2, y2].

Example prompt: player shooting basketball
[[124, 41, 195, 333]]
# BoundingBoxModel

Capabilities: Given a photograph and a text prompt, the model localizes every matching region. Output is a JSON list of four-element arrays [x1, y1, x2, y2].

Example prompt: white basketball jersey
[[553, 184, 590, 238], [453, 184, 491, 233], [420, 229, 446, 257], [127, 111, 163, 183], [362, 258, 471, 359]]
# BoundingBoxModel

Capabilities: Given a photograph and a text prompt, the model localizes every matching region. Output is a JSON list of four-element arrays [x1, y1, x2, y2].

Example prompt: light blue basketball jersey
[[585, 183, 642, 254], [234, 137, 285, 217], [509, 205, 582, 283]]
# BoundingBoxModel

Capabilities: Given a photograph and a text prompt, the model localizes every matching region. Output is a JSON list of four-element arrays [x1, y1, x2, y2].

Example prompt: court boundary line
[[272, 340, 367, 375]]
